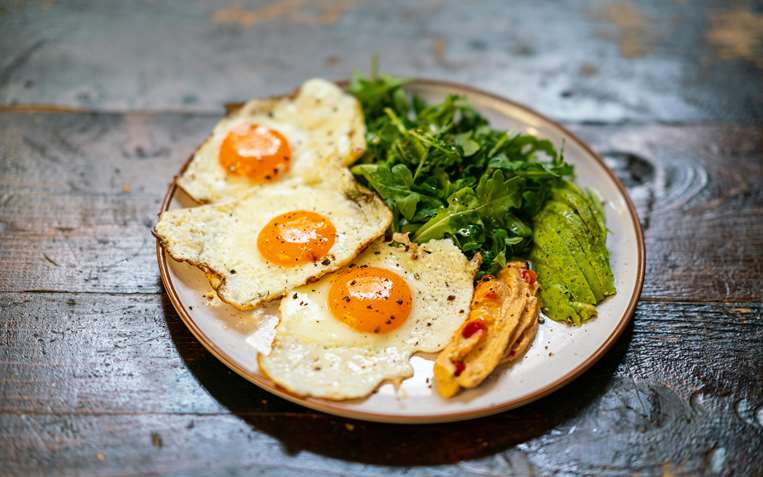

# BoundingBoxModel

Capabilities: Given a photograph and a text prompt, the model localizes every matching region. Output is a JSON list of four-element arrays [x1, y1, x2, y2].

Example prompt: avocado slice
[[583, 189, 615, 295], [534, 276, 598, 326], [530, 236, 596, 304], [538, 283, 584, 325], [535, 208, 607, 301], [586, 189, 607, 239], [552, 181, 604, 243], [542, 201, 615, 297], [530, 246, 582, 324]]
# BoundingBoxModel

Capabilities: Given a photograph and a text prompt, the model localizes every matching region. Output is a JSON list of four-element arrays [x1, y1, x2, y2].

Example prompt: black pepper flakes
[[230, 269, 237, 274], [447, 295, 456, 301], [321, 258, 331, 266]]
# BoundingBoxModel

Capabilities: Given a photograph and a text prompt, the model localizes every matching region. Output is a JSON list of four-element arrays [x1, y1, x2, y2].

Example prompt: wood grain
[[1, 1, 762, 122], [1, 292, 761, 476], [1, 112, 760, 301], [1, 1, 762, 474]]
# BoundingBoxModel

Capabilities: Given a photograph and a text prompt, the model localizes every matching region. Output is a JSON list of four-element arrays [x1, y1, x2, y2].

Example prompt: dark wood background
[[1, 1, 761, 476]]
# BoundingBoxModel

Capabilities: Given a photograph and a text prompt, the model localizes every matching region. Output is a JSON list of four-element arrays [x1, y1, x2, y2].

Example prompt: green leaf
[[348, 67, 576, 275], [352, 163, 421, 221], [413, 170, 522, 243], [453, 132, 480, 157]]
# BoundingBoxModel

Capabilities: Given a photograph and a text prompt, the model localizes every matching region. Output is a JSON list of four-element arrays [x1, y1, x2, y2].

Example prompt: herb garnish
[[348, 69, 573, 275]]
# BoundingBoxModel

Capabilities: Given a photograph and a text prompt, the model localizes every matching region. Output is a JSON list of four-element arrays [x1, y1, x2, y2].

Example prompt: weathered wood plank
[[0, 293, 760, 475], [5, 408, 755, 477], [2, 112, 761, 300], [0, 112, 216, 294], [1, 0, 762, 121]]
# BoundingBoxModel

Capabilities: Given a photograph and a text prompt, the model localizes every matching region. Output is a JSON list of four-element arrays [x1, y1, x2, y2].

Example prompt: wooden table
[[1, 1, 761, 475]]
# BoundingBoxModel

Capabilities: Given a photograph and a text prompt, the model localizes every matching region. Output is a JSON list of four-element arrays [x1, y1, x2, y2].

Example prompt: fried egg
[[177, 78, 365, 203], [155, 168, 391, 310], [259, 238, 479, 400]]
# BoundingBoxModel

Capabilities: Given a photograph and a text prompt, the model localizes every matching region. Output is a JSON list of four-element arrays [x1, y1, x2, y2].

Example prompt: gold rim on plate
[[155, 79, 645, 424]]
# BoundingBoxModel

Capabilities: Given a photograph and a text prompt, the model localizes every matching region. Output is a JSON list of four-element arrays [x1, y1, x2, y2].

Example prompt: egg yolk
[[257, 211, 336, 266], [219, 124, 291, 183], [328, 267, 413, 334]]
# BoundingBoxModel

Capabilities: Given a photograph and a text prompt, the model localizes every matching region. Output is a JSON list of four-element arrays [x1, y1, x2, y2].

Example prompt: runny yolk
[[219, 124, 291, 183], [257, 211, 335, 266], [328, 267, 413, 334]]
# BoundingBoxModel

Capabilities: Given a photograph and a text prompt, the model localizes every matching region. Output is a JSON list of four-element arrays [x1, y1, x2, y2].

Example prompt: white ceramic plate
[[157, 79, 645, 424]]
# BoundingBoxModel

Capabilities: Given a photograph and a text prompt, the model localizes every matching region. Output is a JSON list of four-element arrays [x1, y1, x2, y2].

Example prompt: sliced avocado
[[530, 239, 596, 305], [542, 201, 615, 297], [552, 181, 603, 243], [571, 300, 598, 322], [538, 283, 584, 325], [586, 189, 607, 239], [530, 182, 616, 326], [583, 189, 615, 296], [531, 248, 582, 324], [536, 208, 606, 301]]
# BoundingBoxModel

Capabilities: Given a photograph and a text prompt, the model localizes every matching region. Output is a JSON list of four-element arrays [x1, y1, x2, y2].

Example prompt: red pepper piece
[[452, 359, 466, 377], [462, 319, 487, 339], [521, 269, 537, 285]]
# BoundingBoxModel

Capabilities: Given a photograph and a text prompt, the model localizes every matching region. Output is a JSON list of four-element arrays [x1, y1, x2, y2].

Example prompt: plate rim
[[155, 78, 646, 424]]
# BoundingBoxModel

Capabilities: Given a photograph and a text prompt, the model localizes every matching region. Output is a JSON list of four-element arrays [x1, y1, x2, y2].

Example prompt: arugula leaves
[[348, 71, 573, 275]]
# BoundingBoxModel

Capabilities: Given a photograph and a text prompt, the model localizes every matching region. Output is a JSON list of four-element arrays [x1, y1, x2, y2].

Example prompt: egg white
[[259, 238, 479, 400], [155, 168, 391, 310], [177, 78, 365, 203]]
